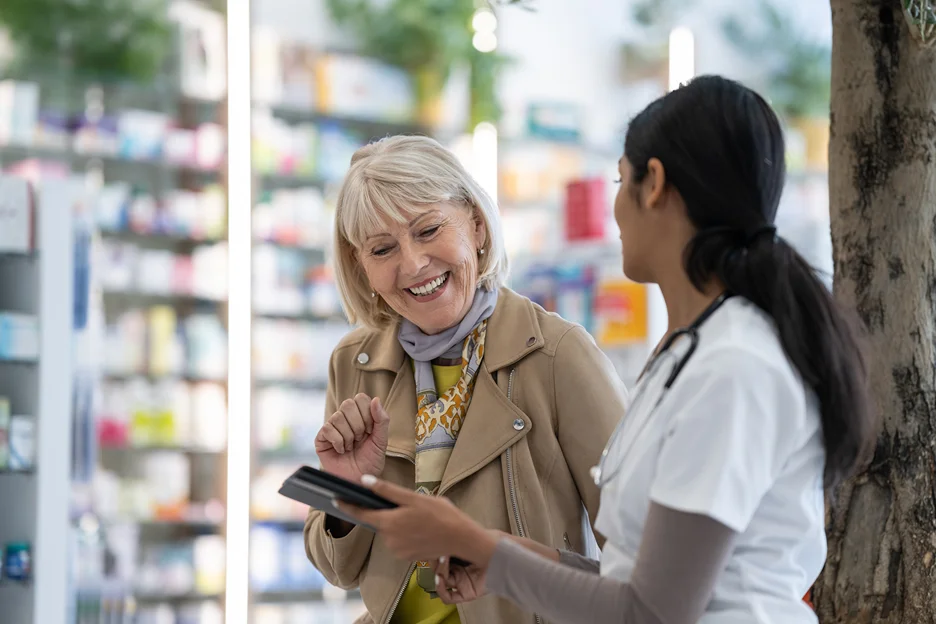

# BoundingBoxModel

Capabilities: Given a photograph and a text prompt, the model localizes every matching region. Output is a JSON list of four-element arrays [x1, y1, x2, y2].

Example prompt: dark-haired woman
[[339, 75, 877, 624]]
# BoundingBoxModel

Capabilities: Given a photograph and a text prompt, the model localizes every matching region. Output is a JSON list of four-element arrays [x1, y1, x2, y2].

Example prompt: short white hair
[[333, 135, 509, 329]]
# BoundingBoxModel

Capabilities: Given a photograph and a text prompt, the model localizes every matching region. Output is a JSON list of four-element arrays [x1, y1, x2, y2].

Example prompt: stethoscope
[[590, 292, 734, 488]]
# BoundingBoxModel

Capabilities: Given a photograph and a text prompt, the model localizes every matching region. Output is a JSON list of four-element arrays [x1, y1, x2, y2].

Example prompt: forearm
[[486, 540, 659, 624], [458, 530, 598, 571], [482, 503, 738, 624], [487, 541, 662, 624], [506, 534, 600, 572], [558, 549, 601, 574], [505, 534, 561, 562]]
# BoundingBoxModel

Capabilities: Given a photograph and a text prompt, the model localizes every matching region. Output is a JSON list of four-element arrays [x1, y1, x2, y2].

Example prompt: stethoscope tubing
[[591, 292, 733, 488]]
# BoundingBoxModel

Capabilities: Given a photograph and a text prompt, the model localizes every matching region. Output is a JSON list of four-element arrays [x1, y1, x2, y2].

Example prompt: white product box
[[316, 54, 415, 122], [0, 175, 33, 252], [170, 0, 227, 101], [0, 80, 39, 145], [0, 397, 10, 469], [9, 414, 35, 470], [0, 313, 40, 361]]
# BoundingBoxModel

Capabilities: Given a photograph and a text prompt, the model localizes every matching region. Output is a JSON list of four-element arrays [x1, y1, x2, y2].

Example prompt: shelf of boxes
[[0, 5, 232, 622], [0, 143, 222, 176]]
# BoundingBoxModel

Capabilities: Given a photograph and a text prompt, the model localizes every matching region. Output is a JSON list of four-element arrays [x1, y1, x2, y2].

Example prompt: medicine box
[[0, 397, 10, 470], [0, 175, 34, 253], [0, 313, 40, 361], [8, 415, 34, 471], [564, 177, 607, 242]]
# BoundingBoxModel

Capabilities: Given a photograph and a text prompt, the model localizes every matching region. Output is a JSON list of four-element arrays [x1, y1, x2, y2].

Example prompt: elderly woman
[[305, 135, 626, 624]]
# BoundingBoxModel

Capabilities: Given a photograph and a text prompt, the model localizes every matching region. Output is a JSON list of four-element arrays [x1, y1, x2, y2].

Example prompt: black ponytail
[[688, 227, 872, 488], [625, 76, 875, 489]]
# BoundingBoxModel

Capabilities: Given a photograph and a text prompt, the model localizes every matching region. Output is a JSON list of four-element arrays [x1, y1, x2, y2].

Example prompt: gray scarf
[[397, 287, 499, 363]]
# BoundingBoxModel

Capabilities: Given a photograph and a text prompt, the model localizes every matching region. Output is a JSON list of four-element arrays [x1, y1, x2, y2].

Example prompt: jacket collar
[[353, 287, 545, 374]]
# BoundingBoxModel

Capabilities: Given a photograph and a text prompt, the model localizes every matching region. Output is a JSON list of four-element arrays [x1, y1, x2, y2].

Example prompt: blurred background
[[0, 0, 832, 622]]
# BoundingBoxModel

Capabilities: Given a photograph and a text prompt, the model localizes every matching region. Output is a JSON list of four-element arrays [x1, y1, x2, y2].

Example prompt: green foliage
[[721, 0, 831, 119], [0, 0, 172, 83], [325, 0, 513, 125], [469, 47, 513, 126], [326, 0, 476, 80], [903, 0, 936, 25], [631, 0, 685, 32], [488, 0, 535, 9], [902, 0, 936, 46]]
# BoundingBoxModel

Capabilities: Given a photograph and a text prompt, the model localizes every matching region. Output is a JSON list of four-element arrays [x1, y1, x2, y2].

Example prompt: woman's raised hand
[[315, 394, 391, 482]]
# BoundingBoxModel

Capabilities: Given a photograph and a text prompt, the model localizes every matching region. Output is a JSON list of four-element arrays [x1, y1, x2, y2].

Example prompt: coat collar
[[352, 287, 545, 374]]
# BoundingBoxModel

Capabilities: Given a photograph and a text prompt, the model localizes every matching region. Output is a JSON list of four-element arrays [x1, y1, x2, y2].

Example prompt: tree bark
[[814, 0, 936, 622]]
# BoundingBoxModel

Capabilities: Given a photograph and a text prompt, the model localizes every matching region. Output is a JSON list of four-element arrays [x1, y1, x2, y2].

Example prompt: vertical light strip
[[225, 0, 252, 622], [472, 122, 498, 202], [667, 27, 695, 92], [470, 7, 498, 199], [471, 7, 498, 52]]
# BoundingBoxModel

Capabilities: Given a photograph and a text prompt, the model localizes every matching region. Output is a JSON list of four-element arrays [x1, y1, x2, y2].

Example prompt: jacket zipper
[[504, 368, 542, 624], [505, 370, 523, 538], [382, 451, 415, 624], [383, 562, 416, 624], [563, 532, 573, 551]]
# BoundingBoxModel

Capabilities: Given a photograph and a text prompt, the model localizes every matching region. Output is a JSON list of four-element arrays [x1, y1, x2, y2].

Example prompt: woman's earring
[[371, 291, 376, 298], [478, 248, 485, 256]]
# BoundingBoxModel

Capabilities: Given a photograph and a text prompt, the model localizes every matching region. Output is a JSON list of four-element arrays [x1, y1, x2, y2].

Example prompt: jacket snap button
[[526, 336, 535, 346], [513, 418, 525, 431], [357, 352, 369, 365]]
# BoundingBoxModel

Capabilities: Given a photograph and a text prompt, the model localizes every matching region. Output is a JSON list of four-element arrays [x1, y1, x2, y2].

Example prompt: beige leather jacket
[[304, 287, 627, 624]]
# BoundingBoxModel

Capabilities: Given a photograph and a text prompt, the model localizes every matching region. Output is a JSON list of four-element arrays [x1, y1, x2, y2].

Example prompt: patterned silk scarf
[[397, 287, 497, 595], [413, 321, 488, 496]]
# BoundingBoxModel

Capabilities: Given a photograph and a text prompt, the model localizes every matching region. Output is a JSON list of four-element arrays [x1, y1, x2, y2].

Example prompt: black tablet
[[278, 465, 397, 531], [278, 465, 471, 566]]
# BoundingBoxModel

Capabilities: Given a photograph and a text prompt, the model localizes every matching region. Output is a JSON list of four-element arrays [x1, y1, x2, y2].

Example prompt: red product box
[[564, 177, 606, 242]]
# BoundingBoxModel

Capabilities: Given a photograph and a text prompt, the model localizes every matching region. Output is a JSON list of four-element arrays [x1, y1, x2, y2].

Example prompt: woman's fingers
[[319, 394, 377, 455], [368, 397, 391, 450], [433, 556, 451, 580], [335, 501, 371, 525], [351, 393, 374, 437], [319, 420, 348, 454], [360, 475, 422, 505], [436, 565, 471, 604], [436, 574, 458, 604], [331, 401, 359, 448]]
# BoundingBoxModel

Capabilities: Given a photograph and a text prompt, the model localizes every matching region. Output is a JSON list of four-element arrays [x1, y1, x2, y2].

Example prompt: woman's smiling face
[[358, 202, 486, 335]]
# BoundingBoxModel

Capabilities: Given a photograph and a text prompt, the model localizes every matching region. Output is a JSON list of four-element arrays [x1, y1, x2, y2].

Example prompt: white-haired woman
[[304, 135, 627, 624]]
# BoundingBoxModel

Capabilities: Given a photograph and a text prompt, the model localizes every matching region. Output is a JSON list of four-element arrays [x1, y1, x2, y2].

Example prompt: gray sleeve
[[557, 550, 601, 574], [484, 503, 738, 624]]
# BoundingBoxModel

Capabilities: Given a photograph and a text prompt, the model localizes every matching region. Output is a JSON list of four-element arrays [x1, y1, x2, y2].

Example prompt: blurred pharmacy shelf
[[0, 8, 235, 623], [0, 174, 78, 624]]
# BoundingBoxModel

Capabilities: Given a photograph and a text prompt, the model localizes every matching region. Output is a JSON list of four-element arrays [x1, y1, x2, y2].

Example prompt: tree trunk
[[814, 0, 936, 622]]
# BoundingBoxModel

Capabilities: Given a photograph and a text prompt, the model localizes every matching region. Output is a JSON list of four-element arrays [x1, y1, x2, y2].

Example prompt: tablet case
[[278, 465, 395, 531], [278, 465, 471, 566]]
